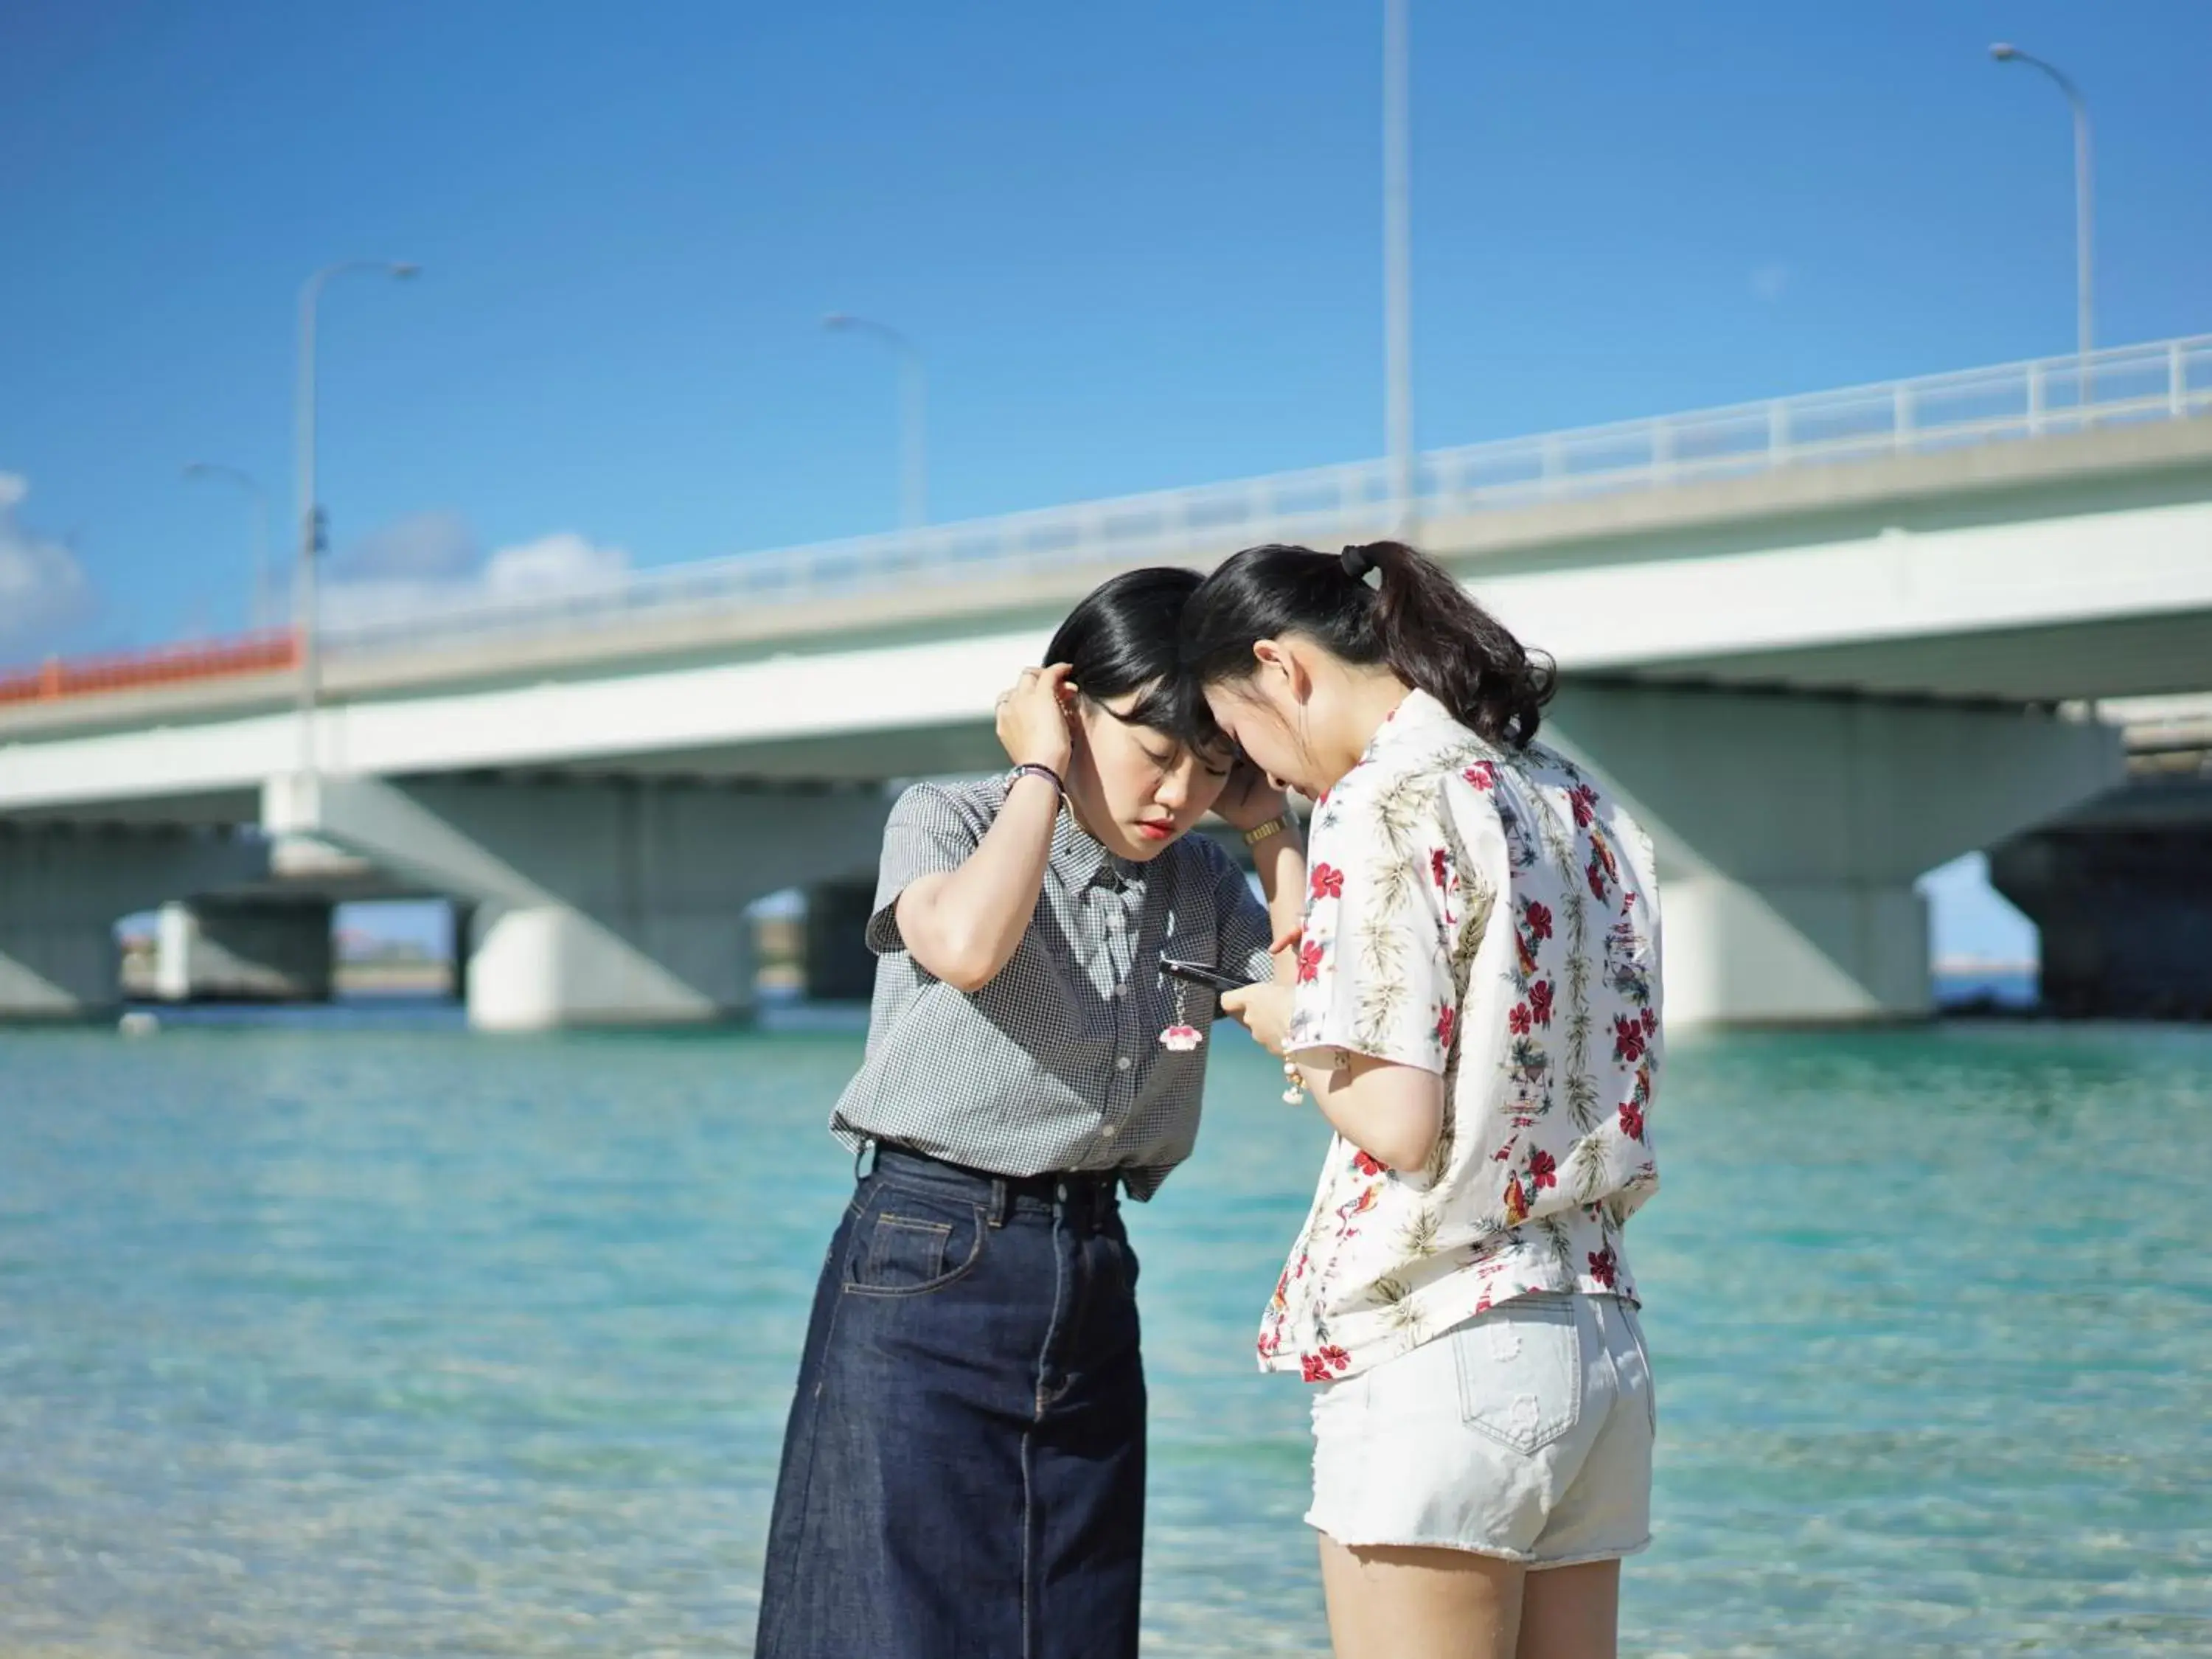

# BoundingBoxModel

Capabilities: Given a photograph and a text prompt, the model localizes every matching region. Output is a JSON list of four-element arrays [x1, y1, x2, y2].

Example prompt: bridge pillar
[[154, 897, 334, 1004], [1989, 776, 2212, 1020], [804, 880, 879, 1001], [266, 773, 888, 1031], [1546, 683, 2124, 1024], [0, 824, 269, 1020]]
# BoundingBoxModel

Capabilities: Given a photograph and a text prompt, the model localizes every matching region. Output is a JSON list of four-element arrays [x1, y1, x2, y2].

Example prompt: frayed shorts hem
[[1304, 1520, 1652, 1570]]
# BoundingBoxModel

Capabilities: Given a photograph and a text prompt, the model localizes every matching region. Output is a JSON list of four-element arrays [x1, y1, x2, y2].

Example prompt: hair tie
[[1339, 543, 1380, 581]]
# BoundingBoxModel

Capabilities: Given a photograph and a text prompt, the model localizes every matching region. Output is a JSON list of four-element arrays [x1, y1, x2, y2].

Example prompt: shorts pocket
[[844, 1186, 986, 1298], [1452, 1292, 1582, 1455]]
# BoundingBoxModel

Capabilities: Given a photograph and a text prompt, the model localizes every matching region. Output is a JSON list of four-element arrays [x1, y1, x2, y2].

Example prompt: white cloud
[[0, 473, 95, 653], [321, 512, 630, 632], [1750, 262, 1791, 304], [483, 532, 629, 599]]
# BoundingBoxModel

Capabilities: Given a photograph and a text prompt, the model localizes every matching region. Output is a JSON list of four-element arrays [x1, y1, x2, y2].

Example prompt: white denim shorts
[[1307, 1291, 1655, 1565]]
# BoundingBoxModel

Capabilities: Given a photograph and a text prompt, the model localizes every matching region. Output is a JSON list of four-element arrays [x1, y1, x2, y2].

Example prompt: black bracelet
[[1008, 762, 1065, 798]]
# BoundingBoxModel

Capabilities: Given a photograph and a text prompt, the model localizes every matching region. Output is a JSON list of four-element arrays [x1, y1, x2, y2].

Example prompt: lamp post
[[824, 312, 928, 536], [181, 462, 271, 630], [1990, 43, 2093, 398], [295, 260, 418, 774], [1383, 0, 1415, 537]]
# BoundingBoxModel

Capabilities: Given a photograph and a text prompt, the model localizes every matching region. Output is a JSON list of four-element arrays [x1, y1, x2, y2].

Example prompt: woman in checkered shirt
[[754, 566, 1307, 1659]]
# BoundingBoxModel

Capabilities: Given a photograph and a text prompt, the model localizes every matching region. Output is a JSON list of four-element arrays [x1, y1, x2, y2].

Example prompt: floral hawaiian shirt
[[1258, 689, 1663, 1383]]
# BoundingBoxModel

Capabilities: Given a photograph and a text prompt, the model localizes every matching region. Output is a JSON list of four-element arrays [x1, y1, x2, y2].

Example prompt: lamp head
[[1989, 42, 2019, 62], [390, 262, 422, 280]]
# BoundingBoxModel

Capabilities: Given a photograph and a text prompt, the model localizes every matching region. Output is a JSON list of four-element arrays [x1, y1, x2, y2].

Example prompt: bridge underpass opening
[[1545, 681, 2120, 1026]]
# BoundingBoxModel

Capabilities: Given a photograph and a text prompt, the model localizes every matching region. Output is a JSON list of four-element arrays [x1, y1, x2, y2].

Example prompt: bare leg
[[1515, 1559, 1619, 1659], [1318, 1535, 1526, 1659]]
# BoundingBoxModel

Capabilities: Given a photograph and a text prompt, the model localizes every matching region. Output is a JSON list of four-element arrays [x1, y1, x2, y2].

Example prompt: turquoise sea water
[[3, 1013, 2208, 1656]]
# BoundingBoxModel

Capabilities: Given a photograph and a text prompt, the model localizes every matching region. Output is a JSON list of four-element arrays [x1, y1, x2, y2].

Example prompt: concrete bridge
[[4, 334, 2209, 1028]]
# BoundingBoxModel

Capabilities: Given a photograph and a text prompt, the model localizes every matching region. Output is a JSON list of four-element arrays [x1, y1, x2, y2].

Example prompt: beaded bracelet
[[1007, 762, 1065, 798]]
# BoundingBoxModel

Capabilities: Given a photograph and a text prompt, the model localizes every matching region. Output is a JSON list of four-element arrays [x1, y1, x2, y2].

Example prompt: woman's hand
[[1220, 978, 1295, 1056], [996, 664, 1076, 774], [1214, 758, 1288, 832]]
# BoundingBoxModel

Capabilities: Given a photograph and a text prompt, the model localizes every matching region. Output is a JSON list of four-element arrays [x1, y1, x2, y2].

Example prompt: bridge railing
[[0, 630, 298, 708], [320, 332, 2212, 663], [10, 336, 2208, 703]]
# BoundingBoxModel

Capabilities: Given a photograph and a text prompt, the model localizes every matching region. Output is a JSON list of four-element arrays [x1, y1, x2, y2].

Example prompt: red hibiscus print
[[1509, 1004, 1532, 1035], [1524, 901, 1553, 942], [1613, 1015, 1647, 1063], [1435, 1004, 1456, 1049], [1586, 857, 1610, 900], [1618, 1098, 1645, 1141], [1353, 1150, 1387, 1178], [1301, 1352, 1331, 1382], [1587, 1246, 1618, 1289], [1641, 1006, 1658, 1034], [1568, 784, 1599, 827], [1297, 939, 1324, 984], [1320, 1344, 1352, 1374], [1310, 863, 1344, 902], [1528, 980, 1554, 1027], [1430, 846, 1453, 890], [1527, 1148, 1557, 1191], [1464, 762, 1497, 790]]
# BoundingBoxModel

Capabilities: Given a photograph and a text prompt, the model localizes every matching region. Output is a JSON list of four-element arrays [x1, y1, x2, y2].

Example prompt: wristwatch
[[1241, 813, 1294, 846]]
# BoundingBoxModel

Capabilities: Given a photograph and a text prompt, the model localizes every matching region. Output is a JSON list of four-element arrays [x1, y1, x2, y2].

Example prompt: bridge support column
[[154, 897, 333, 1004], [1546, 683, 2124, 1024], [0, 824, 269, 1020], [266, 774, 887, 1031], [804, 880, 879, 1001], [1989, 778, 2212, 1020]]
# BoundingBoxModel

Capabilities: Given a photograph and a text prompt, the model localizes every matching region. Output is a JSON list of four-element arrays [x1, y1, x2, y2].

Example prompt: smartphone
[[1158, 953, 1256, 995]]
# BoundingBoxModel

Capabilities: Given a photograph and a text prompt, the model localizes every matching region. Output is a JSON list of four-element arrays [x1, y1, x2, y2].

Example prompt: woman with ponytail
[[1182, 542, 1663, 1659]]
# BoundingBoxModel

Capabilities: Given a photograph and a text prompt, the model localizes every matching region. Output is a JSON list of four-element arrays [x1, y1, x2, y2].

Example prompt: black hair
[[1046, 566, 1228, 758], [1178, 541, 1554, 748]]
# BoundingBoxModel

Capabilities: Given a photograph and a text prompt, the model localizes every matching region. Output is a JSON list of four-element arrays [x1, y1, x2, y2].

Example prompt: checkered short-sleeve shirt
[[829, 776, 1279, 1200]]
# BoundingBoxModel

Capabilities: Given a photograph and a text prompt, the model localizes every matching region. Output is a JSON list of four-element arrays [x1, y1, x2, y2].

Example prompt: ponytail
[[1179, 540, 1554, 748]]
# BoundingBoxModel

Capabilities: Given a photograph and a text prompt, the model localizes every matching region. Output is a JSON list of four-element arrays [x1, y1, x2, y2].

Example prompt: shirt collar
[[1354, 686, 1457, 771], [990, 773, 1138, 888], [1054, 804, 1142, 889]]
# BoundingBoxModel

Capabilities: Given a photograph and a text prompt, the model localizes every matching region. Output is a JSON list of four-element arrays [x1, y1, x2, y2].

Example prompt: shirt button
[[1115, 1056, 1132, 1071], [1101, 1124, 1118, 1139]]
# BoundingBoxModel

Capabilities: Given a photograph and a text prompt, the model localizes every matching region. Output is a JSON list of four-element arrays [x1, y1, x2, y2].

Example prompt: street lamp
[[181, 461, 271, 630], [1990, 43, 2093, 395], [824, 312, 928, 536], [1383, 0, 1415, 536], [295, 259, 418, 774]]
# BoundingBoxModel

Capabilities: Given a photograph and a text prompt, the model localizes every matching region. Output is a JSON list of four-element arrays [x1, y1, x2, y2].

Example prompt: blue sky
[[10, 0, 2205, 961]]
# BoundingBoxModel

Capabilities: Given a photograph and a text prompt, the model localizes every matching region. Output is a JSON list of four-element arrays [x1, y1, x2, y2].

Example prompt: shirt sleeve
[[1211, 844, 1279, 985], [1285, 774, 1455, 1075], [864, 782, 986, 956]]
